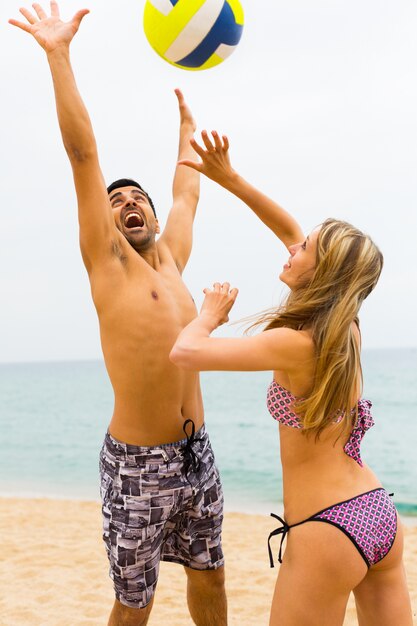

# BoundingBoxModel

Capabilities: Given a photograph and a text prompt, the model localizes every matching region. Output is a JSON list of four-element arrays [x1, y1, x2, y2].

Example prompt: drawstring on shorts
[[182, 419, 203, 478]]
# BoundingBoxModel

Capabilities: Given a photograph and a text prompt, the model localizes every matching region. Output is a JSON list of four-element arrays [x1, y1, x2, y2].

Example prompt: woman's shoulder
[[265, 327, 315, 368], [266, 326, 314, 348]]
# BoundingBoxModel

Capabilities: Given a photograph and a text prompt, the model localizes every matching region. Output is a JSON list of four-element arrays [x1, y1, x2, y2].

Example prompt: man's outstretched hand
[[9, 1, 89, 53], [175, 88, 196, 133]]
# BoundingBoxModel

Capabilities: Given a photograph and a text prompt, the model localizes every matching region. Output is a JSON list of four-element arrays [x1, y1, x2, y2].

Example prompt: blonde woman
[[170, 132, 413, 626]]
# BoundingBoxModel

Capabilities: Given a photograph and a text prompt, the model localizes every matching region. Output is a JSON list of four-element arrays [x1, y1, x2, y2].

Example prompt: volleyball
[[143, 0, 244, 71]]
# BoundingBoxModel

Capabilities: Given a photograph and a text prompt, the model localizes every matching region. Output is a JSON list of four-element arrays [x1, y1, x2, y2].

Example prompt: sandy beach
[[0, 497, 415, 625]]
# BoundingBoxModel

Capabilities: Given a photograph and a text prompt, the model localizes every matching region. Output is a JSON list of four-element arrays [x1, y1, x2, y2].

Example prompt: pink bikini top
[[267, 380, 374, 467]]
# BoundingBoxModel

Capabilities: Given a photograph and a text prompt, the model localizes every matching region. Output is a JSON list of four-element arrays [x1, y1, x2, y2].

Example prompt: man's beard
[[124, 229, 155, 252]]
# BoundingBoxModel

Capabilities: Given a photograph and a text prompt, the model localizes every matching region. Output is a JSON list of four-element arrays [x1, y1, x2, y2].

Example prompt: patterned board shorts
[[99, 423, 224, 609]]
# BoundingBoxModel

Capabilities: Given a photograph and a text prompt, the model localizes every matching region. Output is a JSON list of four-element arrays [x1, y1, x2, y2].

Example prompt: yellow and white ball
[[143, 0, 244, 71]]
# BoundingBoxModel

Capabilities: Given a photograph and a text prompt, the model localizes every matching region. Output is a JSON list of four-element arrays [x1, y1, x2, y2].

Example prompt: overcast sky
[[1, 0, 416, 363]]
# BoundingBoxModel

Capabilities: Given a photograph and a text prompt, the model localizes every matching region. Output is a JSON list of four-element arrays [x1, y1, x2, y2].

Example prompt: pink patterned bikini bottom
[[268, 488, 397, 568]]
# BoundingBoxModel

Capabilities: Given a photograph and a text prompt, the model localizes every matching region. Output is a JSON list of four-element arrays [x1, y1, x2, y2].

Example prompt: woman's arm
[[179, 131, 305, 250], [170, 282, 308, 372]]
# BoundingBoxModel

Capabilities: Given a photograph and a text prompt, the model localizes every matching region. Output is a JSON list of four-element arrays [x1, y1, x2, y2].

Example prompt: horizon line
[[1, 346, 416, 367]]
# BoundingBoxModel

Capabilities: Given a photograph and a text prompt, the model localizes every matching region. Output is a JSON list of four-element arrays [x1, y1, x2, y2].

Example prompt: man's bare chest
[[94, 264, 198, 331]]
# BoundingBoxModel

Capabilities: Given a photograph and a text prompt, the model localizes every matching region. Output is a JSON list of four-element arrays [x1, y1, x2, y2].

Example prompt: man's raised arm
[[159, 89, 200, 273], [179, 130, 305, 250], [9, 1, 119, 272]]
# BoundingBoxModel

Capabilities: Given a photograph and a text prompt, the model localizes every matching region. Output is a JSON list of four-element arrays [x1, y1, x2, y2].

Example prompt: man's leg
[[170, 427, 226, 625], [100, 434, 172, 625], [185, 566, 227, 626], [108, 597, 155, 626]]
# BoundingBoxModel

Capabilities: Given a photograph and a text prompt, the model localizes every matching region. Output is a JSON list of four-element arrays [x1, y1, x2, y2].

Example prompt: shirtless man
[[10, 3, 226, 625]]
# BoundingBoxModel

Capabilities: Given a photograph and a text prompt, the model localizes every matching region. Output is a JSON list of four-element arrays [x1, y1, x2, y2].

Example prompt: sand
[[0, 498, 416, 625]]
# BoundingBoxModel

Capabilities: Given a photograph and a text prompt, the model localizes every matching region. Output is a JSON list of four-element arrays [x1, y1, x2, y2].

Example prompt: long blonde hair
[[255, 219, 383, 437]]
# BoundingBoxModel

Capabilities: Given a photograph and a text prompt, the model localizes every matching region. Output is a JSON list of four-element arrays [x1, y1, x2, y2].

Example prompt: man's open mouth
[[124, 211, 145, 230]]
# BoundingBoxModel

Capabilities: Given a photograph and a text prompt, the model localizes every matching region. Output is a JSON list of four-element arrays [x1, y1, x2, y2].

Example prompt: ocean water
[[0, 348, 416, 516]]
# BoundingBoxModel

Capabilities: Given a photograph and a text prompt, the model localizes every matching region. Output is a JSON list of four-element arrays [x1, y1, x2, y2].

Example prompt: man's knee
[[108, 598, 154, 626], [185, 567, 227, 625], [185, 566, 226, 593]]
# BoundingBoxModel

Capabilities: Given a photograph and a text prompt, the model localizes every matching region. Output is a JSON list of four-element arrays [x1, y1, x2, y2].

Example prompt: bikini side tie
[[268, 513, 290, 567]]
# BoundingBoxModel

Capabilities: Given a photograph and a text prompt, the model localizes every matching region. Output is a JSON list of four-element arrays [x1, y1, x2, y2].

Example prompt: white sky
[[1, 0, 416, 363]]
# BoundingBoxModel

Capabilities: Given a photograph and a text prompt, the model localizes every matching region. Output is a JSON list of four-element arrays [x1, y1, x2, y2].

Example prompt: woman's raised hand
[[9, 1, 89, 53], [200, 282, 239, 328], [178, 130, 235, 187]]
